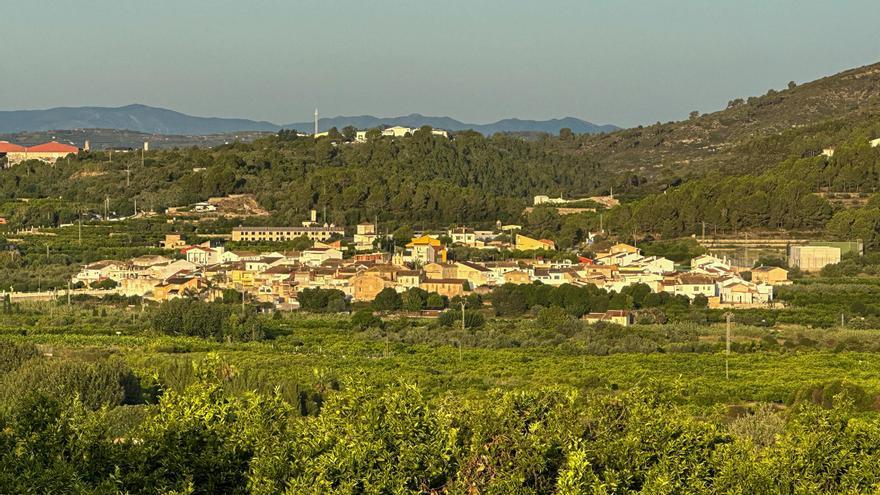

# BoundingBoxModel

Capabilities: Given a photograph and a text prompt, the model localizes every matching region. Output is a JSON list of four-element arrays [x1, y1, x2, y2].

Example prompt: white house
[[718, 278, 773, 305], [73, 260, 123, 285], [183, 245, 224, 266], [382, 126, 413, 137], [666, 274, 717, 299], [354, 223, 378, 251], [638, 256, 675, 274], [448, 227, 477, 246], [690, 254, 733, 275], [222, 250, 261, 263], [301, 247, 343, 266]]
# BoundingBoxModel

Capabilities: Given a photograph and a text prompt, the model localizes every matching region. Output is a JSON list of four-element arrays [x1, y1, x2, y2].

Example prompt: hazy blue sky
[[3, 0, 880, 127]]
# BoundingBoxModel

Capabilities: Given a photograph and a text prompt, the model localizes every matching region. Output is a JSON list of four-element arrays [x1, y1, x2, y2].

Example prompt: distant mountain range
[[0, 104, 618, 136]]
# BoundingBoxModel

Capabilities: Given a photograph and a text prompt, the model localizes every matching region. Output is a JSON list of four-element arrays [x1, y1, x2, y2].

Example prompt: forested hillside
[[570, 62, 880, 191], [0, 129, 604, 228]]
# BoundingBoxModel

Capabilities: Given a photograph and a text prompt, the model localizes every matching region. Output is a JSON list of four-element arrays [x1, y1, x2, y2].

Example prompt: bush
[[438, 309, 485, 329], [351, 310, 383, 330], [90, 278, 118, 290], [151, 299, 264, 342], [372, 288, 402, 312], [298, 288, 349, 313]]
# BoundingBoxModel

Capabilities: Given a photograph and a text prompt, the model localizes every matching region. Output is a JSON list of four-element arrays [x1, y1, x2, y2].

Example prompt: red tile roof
[[26, 141, 79, 153], [0, 141, 25, 152]]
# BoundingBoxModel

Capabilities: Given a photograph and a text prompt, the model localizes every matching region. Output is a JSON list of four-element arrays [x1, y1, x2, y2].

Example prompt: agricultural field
[[4, 300, 880, 493]]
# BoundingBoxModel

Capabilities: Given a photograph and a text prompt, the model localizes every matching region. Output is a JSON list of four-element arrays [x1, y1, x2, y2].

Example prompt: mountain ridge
[[0, 104, 618, 136]]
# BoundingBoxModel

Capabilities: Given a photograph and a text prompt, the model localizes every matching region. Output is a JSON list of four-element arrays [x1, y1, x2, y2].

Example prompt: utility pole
[[78, 209, 82, 246], [126, 167, 130, 187], [460, 300, 466, 333], [67, 280, 71, 306], [725, 312, 732, 380], [702, 221, 706, 240]]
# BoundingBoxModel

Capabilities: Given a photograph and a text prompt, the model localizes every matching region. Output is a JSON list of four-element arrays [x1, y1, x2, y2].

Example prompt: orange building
[[2, 141, 79, 165]]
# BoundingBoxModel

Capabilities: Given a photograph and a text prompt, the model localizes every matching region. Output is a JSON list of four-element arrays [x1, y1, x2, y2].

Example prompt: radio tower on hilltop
[[314, 108, 319, 136]]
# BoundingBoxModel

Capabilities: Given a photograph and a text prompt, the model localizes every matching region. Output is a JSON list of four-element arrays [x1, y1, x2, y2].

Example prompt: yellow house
[[405, 235, 447, 264], [503, 270, 532, 285], [350, 273, 390, 301], [609, 243, 640, 254], [423, 262, 458, 279], [230, 265, 257, 288], [153, 277, 202, 301], [751, 266, 789, 285], [420, 278, 467, 298], [454, 261, 491, 288], [515, 234, 556, 251]]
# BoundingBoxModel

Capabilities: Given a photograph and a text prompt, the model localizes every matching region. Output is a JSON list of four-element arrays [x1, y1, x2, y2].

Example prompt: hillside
[[574, 61, 880, 190], [0, 104, 617, 136]]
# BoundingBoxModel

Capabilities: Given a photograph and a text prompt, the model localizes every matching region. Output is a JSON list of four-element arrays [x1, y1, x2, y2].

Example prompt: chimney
[[143, 141, 149, 151], [84, 140, 90, 152]]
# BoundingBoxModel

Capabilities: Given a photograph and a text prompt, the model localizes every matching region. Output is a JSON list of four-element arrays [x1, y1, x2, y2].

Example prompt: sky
[[3, 0, 880, 128]]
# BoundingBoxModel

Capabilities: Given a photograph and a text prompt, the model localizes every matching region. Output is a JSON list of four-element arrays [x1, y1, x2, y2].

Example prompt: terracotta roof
[[181, 245, 213, 253], [0, 141, 26, 152], [27, 141, 79, 153]]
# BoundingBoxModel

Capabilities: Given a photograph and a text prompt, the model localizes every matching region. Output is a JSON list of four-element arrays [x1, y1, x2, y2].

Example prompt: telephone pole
[[460, 300, 466, 333]]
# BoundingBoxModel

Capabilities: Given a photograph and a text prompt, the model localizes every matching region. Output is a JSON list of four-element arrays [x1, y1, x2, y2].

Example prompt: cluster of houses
[[314, 126, 449, 142], [72, 221, 788, 314]]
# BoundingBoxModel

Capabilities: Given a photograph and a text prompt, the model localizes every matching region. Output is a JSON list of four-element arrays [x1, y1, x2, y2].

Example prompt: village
[[65, 205, 842, 324]]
